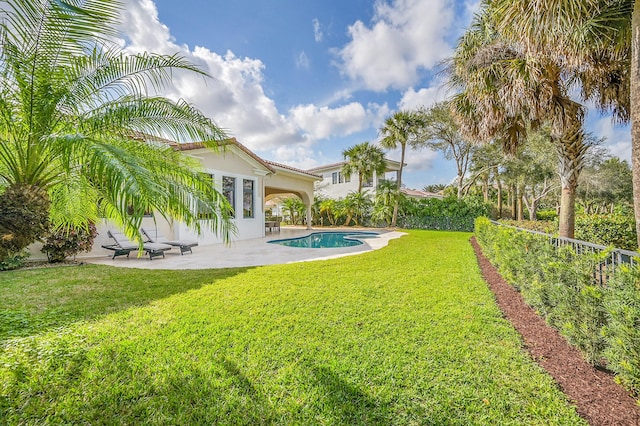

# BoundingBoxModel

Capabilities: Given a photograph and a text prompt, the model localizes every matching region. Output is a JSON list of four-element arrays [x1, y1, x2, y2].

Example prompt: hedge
[[475, 217, 640, 399], [400, 197, 491, 232]]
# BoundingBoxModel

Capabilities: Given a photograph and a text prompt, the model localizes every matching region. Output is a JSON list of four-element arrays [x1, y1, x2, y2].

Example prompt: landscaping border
[[471, 236, 640, 426]]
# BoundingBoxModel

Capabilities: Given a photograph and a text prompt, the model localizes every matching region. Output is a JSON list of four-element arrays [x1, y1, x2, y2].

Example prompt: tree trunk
[[391, 145, 406, 227], [555, 126, 588, 239], [517, 184, 525, 221], [511, 184, 517, 220], [558, 187, 576, 238], [529, 199, 538, 221], [482, 174, 489, 202], [496, 176, 503, 218], [632, 2, 640, 248]]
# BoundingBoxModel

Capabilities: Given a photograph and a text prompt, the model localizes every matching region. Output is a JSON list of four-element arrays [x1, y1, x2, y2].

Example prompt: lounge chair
[[102, 230, 172, 260], [141, 227, 198, 255]]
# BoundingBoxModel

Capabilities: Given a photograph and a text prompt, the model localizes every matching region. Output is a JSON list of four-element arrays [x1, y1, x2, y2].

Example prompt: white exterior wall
[[312, 165, 396, 200], [27, 146, 267, 260]]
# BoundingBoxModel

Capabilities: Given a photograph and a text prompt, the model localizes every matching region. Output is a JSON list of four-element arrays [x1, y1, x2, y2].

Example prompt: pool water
[[268, 231, 378, 248]]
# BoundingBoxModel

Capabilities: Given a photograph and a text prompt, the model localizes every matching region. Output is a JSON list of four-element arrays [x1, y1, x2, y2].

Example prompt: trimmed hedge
[[400, 197, 491, 232], [575, 214, 637, 251], [475, 217, 640, 399]]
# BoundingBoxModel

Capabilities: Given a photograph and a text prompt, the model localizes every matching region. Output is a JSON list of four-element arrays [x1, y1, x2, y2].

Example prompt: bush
[[400, 197, 491, 232], [0, 184, 50, 265], [499, 219, 558, 234], [0, 250, 29, 271], [536, 209, 558, 221], [574, 214, 637, 251], [41, 223, 97, 263], [604, 265, 640, 395], [475, 217, 640, 398]]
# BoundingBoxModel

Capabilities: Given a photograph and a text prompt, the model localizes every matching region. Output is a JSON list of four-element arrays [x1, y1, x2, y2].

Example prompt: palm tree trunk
[[391, 145, 406, 227], [632, 1, 640, 248], [555, 126, 588, 239], [559, 187, 577, 238]]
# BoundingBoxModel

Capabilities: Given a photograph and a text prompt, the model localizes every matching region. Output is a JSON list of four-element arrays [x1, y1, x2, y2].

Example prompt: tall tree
[[341, 142, 386, 193], [484, 0, 635, 239], [449, 8, 592, 237], [421, 102, 476, 199], [0, 0, 231, 261], [379, 110, 427, 226]]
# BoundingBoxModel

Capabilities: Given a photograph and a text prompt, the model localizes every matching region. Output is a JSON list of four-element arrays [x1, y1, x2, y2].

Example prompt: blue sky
[[119, 0, 632, 191]]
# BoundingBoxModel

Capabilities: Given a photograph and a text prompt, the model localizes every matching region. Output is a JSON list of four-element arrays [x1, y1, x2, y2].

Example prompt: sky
[[117, 0, 632, 191]]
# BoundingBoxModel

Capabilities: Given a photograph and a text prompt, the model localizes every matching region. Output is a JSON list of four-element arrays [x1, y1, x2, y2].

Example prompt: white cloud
[[289, 102, 389, 140], [398, 85, 450, 110], [589, 116, 631, 163], [296, 51, 310, 69], [119, 0, 307, 153], [313, 18, 323, 42], [336, 0, 455, 91], [384, 146, 438, 171]]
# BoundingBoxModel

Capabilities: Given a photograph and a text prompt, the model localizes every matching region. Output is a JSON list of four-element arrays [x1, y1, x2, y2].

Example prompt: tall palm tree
[[379, 110, 427, 226], [0, 0, 231, 259], [449, 8, 591, 238], [341, 142, 386, 193], [482, 0, 636, 242]]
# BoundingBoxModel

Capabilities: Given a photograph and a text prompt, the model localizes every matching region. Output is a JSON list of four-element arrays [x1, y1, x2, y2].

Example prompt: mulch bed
[[470, 237, 640, 426]]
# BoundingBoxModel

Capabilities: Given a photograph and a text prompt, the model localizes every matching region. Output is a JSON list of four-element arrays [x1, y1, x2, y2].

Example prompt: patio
[[87, 227, 406, 269]]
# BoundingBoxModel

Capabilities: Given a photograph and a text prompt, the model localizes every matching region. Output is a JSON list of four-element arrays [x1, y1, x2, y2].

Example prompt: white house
[[28, 138, 321, 260], [307, 159, 403, 199]]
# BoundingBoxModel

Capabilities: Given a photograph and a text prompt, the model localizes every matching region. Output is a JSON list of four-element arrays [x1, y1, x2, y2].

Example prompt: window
[[223, 176, 236, 218], [338, 172, 344, 184], [344, 174, 350, 183], [243, 179, 254, 218], [332, 172, 338, 184], [197, 173, 215, 219], [363, 176, 374, 188]]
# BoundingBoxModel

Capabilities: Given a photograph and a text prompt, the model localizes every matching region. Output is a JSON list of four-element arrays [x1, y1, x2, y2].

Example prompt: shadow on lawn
[[310, 364, 392, 424], [0, 264, 253, 343]]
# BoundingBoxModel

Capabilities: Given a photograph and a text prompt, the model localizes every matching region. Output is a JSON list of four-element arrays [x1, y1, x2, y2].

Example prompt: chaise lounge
[[102, 230, 172, 260], [141, 227, 198, 255]]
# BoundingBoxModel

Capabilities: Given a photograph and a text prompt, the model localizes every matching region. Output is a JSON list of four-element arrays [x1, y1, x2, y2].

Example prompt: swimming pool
[[268, 231, 379, 248]]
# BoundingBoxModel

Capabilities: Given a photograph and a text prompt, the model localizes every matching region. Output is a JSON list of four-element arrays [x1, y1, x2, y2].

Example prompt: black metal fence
[[491, 220, 640, 286]]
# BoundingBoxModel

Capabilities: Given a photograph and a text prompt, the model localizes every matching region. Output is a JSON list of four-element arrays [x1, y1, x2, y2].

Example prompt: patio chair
[[102, 230, 172, 260], [141, 227, 198, 255]]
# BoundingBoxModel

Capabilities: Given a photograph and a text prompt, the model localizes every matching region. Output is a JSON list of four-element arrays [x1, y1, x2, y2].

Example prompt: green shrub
[[0, 184, 50, 265], [400, 197, 491, 232], [536, 209, 558, 221], [41, 223, 98, 263], [475, 218, 640, 394], [0, 250, 29, 271], [499, 219, 558, 234], [604, 265, 640, 396], [574, 214, 637, 251]]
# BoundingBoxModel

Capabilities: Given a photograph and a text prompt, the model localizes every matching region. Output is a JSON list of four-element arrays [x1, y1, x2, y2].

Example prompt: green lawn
[[0, 230, 586, 425]]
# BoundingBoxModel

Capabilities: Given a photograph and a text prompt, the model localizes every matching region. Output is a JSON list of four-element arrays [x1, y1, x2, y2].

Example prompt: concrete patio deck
[[86, 227, 406, 269]]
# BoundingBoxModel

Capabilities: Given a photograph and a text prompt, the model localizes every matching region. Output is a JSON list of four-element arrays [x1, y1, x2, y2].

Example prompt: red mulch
[[470, 237, 640, 426]]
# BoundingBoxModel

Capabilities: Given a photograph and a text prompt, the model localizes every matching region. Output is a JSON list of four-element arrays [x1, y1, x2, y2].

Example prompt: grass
[[0, 230, 586, 425]]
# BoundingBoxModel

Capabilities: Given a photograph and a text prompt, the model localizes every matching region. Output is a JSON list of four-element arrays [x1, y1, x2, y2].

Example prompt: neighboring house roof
[[264, 160, 322, 180], [307, 158, 403, 173], [402, 188, 443, 199]]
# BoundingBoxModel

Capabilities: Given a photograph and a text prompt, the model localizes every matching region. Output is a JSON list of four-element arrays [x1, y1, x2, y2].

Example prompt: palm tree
[[449, 8, 591, 238], [0, 0, 231, 259], [341, 142, 386, 193], [379, 110, 427, 226], [482, 0, 635, 241]]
